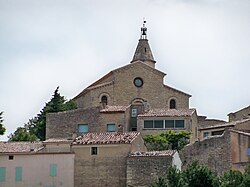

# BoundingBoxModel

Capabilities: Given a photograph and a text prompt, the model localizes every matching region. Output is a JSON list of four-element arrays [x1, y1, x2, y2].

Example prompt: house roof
[[72, 132, 140, 145], [129, 150, 176, 157], [138, 108, 196, 117], [100, 105, 131, 113], [0, 142, 43, 153], [43, 138, 72, 143], [199, 118, 250, 130]]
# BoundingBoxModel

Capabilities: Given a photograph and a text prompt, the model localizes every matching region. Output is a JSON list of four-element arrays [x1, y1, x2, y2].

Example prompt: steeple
[[131, 20, 156, 68]]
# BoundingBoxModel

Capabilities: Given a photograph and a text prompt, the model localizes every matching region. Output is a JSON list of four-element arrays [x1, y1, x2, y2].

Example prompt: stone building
[[127, 150, 181, 187], [46, 22, 198, 143], [71, 132, 147, 187]]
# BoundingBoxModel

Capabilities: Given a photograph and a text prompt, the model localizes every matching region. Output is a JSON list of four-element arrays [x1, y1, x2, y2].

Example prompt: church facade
[[46, 22, 198, 142]]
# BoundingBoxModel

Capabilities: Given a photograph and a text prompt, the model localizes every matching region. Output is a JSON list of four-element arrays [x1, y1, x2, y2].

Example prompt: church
[[46, 21, 199, 143]]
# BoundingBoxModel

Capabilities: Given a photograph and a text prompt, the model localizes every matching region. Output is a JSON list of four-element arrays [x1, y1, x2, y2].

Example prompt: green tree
[[183, 161, 218, 187], [9, 87, 76, 141], [219, 170, 243, 187], [144, 131, 191, 151], [0, 111, 6, 135], [150, 177, 168, 187], [242, 164, 250, 187], [8, 127, 37, 141], [166, 166, 185, 187]]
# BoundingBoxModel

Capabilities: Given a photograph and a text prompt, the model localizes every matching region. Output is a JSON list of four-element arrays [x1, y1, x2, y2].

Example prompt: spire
[[131, 20, 156, 68]]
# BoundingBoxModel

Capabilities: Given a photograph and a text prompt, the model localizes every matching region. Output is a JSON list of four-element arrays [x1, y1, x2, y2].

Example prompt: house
[[46, 21, 198, 143], [228, 105, 250, 122], [127, 150, 181, 187], [71, 131, 147, 187], [0, 141, 74, 187]]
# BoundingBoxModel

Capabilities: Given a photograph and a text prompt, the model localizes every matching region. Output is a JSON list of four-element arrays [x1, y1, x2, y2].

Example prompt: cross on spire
[[141, 19, 147, 39]]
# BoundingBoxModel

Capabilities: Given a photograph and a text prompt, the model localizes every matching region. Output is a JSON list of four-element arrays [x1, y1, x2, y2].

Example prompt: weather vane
[[141, 18, 147, 39]]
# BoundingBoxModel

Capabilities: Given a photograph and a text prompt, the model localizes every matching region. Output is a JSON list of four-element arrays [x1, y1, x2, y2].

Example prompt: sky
[[1, 0, 250, 140]]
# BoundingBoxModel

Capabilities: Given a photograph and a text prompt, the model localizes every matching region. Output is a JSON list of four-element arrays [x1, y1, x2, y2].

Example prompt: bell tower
[[131, 20, 156, 68]]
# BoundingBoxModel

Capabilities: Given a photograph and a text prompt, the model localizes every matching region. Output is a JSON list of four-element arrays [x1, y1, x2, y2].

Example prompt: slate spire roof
[[131, 20, 155, 64]]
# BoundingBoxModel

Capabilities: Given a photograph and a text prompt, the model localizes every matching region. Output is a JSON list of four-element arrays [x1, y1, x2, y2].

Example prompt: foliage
[[150, 177, 168, 187], [166, 165, 185, 187], [8, 127, 37, 142], [0, 111, 6, 135], [144, 130, 191, 151], [9, 87, 76, 141], [150, 162, 250, 187], [219, 170, 243, 187], [183, 161, 219, 187]]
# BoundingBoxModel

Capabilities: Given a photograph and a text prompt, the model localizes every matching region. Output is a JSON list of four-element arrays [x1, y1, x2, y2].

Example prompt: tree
[[182, 161, 218, 187], [219, 170, 243, 187], [150, 177, 168, 187], [242, 164, 250, 187], [166, 166, 185, 187], [9, 87, 76, 141], [8, 127, 37, 142], [144, 131, 191, 151], [0, 111, 6, 135]]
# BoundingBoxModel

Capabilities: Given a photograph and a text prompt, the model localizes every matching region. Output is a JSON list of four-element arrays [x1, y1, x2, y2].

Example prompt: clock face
[[134, 77, 143, 87]]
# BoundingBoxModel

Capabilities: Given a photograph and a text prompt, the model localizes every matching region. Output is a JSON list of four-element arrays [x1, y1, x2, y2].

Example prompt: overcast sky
[[1, 0, 250, 140]]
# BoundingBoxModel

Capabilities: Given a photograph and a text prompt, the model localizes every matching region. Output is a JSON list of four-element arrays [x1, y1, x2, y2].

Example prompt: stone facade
[[228, 105, 250, 122], [126, 150, 181, 187], [182, 129, 232, 175], [46, 24, 197, 142], [72, 132, 147, 187]]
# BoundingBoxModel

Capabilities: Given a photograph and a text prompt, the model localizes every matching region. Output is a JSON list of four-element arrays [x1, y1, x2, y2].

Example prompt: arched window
[[170, 99, 176, 109], [101, 95, 108, 106]]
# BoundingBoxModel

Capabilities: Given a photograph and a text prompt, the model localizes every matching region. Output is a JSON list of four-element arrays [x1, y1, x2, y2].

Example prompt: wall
[[0, 153, 74, 187], [182, 129, 232, 175], [228, 105, 250, 122], [73, 144, 131, 187], [230, 130, 250, 171], [126, 156, 172, 187], [46, 107, 101, 139]]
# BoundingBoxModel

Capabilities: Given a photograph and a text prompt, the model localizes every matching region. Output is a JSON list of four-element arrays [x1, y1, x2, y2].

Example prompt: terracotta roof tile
[[73, 132, 140, 145], [129, 150, 176, 157], [138, 108, 195, 117], [100, 105, 130, 113], [0, 142, 43, 153]]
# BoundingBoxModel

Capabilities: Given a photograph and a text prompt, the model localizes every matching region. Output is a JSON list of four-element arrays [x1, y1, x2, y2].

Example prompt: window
[[211, 130, 224, 136], [9, 155, 14, 160], [175, 120, 184, 128], [144, 119, 185, 129], [101, 95, 108, 105], [144, 120, 153, 128], [0, 167, 6, 182], [203, 132, 209, 138], [78, 124, 88, 133], [15, 167, 22, 182], [134, 77, 143, 87], [165, 120, 174, 128], [169, 99, 176, 109], [154, 120, 164, 128], [50, 164, 57, 177], [131, 109, 137, 117], [247, 148, 250, 156], [107, 124, 116, 132], [91, 147, 98, 155]]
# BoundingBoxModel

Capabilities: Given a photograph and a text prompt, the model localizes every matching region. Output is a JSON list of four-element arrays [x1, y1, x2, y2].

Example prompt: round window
[[134, 77, 143, 87]]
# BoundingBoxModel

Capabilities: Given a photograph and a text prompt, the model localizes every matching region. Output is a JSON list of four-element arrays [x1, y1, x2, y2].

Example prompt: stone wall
[[228, 105, 250, 122], [126, 156, 172, 187], [46, 107, 101, 139], [182, 129, 232, 175]]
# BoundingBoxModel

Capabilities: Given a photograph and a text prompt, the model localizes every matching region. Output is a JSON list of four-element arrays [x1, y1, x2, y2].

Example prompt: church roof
[[131, 21, 155, 64], [138, 108, 196, 117], [72, 132, 140, 145]]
